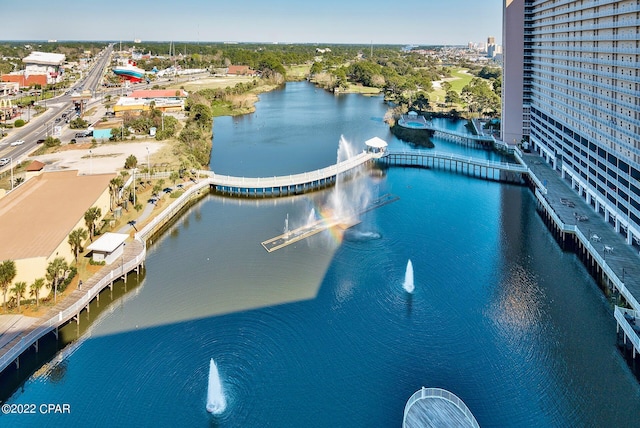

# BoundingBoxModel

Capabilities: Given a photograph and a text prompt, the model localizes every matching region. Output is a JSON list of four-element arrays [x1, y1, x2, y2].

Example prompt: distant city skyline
[[1, 0, 502, 46]]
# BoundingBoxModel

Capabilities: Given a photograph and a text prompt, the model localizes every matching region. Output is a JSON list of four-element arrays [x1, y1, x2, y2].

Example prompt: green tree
[[309, 61, 323, 76], [0, 259, 17, 309], [44, 136, 61, 147], [30, 278, 45, 307], [46, 257, 68, 304], [170, 171, 180, 187], [190, 104, 212, 130], [445, 90, 461, 106], [84, 206, 102, 241], [68, 228, 88, 262], [124, 154, 138, 169], [11, 281, 26, 310]]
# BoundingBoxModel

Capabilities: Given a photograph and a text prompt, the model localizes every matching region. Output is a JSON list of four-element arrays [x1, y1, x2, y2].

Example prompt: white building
[[503, 0, 640, 249], [22, 51, 66, 85]]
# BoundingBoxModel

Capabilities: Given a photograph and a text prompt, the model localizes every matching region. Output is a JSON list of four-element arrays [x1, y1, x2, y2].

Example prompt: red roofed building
[[1, 74, 48, 88], [227, 65, 258, 76]]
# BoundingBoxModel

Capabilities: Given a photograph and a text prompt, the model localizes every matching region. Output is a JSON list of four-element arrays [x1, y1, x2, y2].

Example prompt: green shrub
[[14, 119, 25, 127], [44, 136, 61, 147], [59, 266, 78, 292]]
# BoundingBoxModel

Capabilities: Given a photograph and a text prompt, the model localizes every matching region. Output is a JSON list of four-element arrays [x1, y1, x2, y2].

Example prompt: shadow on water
[[406, 292, 413, 318], [0, 269, 146, 402]]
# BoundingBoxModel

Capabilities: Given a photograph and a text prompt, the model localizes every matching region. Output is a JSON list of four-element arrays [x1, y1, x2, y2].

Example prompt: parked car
[[10, 140, 25, 146], [75, 132, 88, 138]]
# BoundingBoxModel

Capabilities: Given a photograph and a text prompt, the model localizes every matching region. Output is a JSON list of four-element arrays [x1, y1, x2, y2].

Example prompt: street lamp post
[[132, 168, 136, 206], [10, 157, 14, 190], [146, 146, 150, 177], [89, 150, 92, 175]]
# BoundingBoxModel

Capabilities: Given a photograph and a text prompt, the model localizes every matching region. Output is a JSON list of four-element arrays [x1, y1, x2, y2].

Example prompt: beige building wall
[[6, 185, 111, 303]]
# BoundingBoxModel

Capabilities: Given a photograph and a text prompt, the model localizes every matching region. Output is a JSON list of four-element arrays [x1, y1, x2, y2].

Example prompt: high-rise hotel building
[[503, 0, 640, 248]]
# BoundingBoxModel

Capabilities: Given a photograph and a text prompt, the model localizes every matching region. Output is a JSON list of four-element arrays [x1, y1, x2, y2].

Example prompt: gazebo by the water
[[365, 137, 388, 158]]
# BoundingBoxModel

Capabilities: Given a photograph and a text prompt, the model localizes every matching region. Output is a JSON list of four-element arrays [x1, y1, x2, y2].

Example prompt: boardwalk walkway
[[0, 239, 145, 373], [207, 151, 375, 196], [3, 138, 640, 377], [520, 151, 640, 309]]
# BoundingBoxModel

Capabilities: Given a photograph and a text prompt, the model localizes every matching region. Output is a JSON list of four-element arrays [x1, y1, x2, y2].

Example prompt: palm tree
[[84, 206, 102, 241], [68, 228, 88, 262], [109, 176, 124, 211], [0, 259, 17, 309], [46, 257, 68, 304], [30, 278, 45, 307], [169, 171, 180, 187], [11, 281, 27, 310]]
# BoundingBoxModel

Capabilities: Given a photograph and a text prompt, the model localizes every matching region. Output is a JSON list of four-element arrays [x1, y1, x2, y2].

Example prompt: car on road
[[36, 139, 45, 144], [0, 158, 9, 166], [10, 140, 25, 146]]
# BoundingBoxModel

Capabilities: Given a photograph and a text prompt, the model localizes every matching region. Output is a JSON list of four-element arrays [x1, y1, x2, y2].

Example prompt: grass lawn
[[429, 68, 474, 111], [343, 84, 381, 95], [166, 75, 256, 92], [285, 64, 311, 80]]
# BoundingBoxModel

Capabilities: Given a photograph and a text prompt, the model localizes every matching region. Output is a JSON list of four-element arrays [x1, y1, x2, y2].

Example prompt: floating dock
[[261, 193, 399, 252]]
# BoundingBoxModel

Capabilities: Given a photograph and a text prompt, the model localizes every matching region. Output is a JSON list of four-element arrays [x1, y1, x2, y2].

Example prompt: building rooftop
[[0, 170, 114, 260], [22, 51, 66, 66], [87, 232, 128, 253], [128, 89, 188, 98]]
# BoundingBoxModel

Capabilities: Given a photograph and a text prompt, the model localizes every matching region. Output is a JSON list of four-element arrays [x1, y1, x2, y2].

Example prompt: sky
[[0, 0, 502, 46]]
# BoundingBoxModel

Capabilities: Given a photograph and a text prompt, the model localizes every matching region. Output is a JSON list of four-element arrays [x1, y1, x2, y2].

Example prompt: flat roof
[[87, 233, 128, 253], [0, 170, 114, 260], [22, 51, 66, 66], [129, 89, 188, 98]]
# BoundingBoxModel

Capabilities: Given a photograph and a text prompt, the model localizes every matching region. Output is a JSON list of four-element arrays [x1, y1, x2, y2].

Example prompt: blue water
[[3, 82, 640, 427]]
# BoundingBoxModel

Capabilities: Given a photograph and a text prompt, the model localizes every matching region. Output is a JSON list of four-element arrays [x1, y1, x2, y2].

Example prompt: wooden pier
[[517, 149, 640, 364], [0, 239, 145, 373], [261, 193, 400, 252]]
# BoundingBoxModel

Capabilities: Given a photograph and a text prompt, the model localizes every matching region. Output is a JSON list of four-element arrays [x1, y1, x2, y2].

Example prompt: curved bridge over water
[[398, 115, 496, 145], [204, 150, 527, 197]]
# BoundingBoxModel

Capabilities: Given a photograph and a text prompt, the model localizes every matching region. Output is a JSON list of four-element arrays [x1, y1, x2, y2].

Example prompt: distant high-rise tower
[[487, 36, 497, 57], [502, 0, 640, 248]]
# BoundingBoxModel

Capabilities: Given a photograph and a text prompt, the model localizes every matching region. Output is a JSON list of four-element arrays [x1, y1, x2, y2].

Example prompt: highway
[[0, 44, 113, 167]]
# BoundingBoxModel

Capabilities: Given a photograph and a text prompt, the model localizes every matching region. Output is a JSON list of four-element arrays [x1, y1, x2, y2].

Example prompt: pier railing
[[0, 239, 146, 374], [385, 150, 528, 173], [135, 178, 213, 243], [614, 306, 640, 352], [208, 152, 373, 189], [403, 387, 479, 428], [535, 188, 639, 311]]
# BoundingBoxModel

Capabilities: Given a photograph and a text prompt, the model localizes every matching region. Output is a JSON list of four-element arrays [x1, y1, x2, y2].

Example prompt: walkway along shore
[[2, 146, 640, 376]]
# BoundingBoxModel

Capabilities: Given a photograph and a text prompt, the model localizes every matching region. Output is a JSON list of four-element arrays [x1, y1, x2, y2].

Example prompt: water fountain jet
[[403, 260, 415, 293], [206, 358, 227, 414]]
